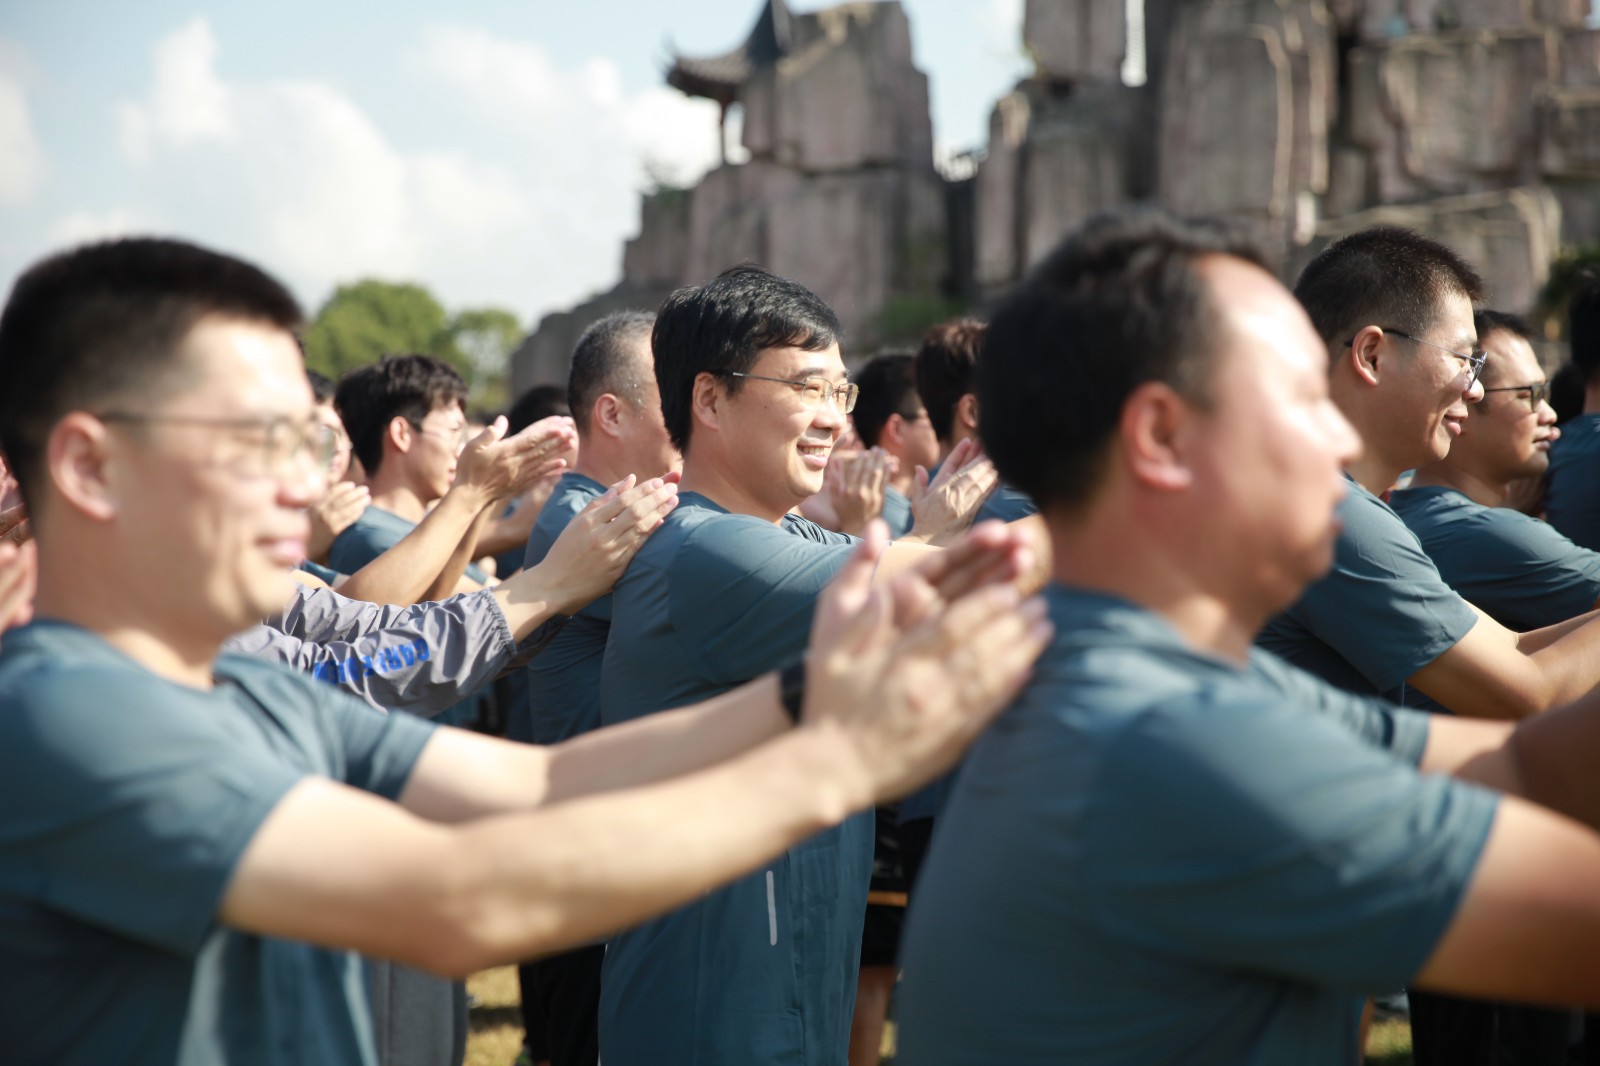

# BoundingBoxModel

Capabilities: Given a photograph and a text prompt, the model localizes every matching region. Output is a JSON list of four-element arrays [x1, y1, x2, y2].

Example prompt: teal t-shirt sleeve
[[1444, 508, 1600, 629], [1251, 651, 1431, 765], [1289, 489, 1479, 694], [0, 666, 305, 957], [299, 673, 437, 798], [328, 513, 395, 575], [668, 516, 857, 686], [1082, 696, 1498, 991]]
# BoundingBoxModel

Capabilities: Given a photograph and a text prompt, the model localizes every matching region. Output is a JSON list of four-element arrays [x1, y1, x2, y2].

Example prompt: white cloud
[[50, 208, 162, 246], [117, 18, 233, 165], [93, 18, 724, 325], [0, 40, 45, 206]]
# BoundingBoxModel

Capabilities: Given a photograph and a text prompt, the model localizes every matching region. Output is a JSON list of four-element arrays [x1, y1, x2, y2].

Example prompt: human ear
[[1345, 326, 1385, 387], [1120, 382, 1194, 492], [48, 413, 120, 522], [595, 394, 626, 438], [957, 392, 979, 433], [690, 372, 725, 434], [387, 415, 414, 455]]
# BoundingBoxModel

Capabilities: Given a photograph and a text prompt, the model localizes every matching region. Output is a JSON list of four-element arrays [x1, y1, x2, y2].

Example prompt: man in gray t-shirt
[[1393, 310, 1600, 632], [898, 210, 1600, 1064], [0, 237, 1048, 1066]]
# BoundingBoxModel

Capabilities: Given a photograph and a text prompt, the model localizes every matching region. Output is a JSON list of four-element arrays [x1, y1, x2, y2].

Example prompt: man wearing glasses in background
[[595, 265, 1025, 1066], [1258, 228, 1600, 1065]]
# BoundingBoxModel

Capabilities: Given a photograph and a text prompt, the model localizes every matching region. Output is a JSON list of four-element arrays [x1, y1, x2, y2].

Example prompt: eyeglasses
[[1481, 381, 1551, 412], [411, 419, 470, 451], [717, 371, 859, 414], [97, 411, 340, 476], [1348, 327, 1487, 387]]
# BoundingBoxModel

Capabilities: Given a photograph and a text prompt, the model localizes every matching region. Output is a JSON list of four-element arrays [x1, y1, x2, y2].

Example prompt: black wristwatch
[[778, 658, 807, 725]]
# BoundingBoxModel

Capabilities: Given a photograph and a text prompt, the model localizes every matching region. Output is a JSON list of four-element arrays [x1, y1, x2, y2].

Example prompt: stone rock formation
[[512, 0, 1600, 393], [974, 0, 1600, 317], [511, 0, 945, 393]]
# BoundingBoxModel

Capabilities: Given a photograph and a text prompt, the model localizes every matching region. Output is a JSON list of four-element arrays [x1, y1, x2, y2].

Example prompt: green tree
[[302, 280, 465, 382], [444, 307, 524, 412]]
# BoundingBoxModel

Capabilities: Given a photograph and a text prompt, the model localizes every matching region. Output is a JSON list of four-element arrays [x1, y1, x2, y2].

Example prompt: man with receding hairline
[[0, 237, 1049, 1066], [897, 206, 1600, 1066]]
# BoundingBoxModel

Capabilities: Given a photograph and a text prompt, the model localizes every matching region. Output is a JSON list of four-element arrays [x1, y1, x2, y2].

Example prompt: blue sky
[[0, 0, 1028, 329]]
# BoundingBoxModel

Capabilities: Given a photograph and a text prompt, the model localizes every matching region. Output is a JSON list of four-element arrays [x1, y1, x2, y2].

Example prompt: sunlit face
[[111, 315, 323, 639], [404, 401, 467, 503], [1458, 328, 1557, 482], [314, 400, 352, 483], [892, 403, 941, 473], [717, 343, 850, 516], [1186, 257, 1363, 612], [1382, 290, 1484, 467]]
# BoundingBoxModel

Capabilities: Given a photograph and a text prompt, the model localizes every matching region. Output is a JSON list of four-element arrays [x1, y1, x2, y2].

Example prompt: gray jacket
[[225, 586, 561, 717]]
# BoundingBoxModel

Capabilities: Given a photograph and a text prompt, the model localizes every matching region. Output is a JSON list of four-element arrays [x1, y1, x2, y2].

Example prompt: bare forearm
[[438, 726, 857, 971], [338, 487, 491, 605], [1524, 614, 1600, 709], [542, 676, 790, 803], [475, 505, 539, 558], [1518, 608, 1600, 654], [427, 505, 494, 601]]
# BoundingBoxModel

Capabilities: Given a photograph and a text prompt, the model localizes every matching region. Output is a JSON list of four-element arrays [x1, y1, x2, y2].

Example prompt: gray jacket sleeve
[[224, 587, 519, 717]]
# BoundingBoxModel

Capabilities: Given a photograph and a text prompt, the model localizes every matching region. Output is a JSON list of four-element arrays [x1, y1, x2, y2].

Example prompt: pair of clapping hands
[[307, 415, 580, 567], [821, 436, 999, 545], [540, 471, 1052, 802]]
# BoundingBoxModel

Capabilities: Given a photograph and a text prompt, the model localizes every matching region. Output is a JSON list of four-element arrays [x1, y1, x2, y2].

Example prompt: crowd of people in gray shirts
[[5, 207, 1600, 1066]]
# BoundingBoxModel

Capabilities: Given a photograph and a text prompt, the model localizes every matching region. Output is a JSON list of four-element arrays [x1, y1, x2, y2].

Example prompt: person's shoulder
[[332, 506, 408, 558], [1389, 485, 1472, 521]]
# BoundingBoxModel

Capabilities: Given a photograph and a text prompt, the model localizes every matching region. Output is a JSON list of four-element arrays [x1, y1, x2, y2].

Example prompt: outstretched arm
[[216, 520, 1050, 974], [335, 416, 576, 605]]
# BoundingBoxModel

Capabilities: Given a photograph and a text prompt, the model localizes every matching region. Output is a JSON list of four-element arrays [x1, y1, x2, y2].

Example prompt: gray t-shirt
[[0, 620, 436, 1066], [1547, 412, 1600, 552], [881, 485, 914, 538], [896, 586, 1498, 1066], [1257, 479, 1479, 704], [598, 491, 871, 1066], [1390, 484, 1600, 631]]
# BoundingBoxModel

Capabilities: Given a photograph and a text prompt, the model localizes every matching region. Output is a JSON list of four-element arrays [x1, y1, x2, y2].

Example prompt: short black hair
[[1473, 310, 1537, 389], [1571, 273, 1600, 382], [335, 354, 467, 475], [507, 384, 571, 435], [852, 352, 921, 448], [652, 265, 841, 452], [1294, 225, 1486, 349], [307, 368, 336, 404], [981, 208, 1268, 512], [913, 319, 986, 443], [567, 310, 654, 434], [0, 237, 302, 506]]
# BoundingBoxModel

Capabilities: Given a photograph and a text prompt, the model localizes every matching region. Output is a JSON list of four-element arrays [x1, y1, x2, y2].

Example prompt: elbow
[[403, 854, 568, 978]]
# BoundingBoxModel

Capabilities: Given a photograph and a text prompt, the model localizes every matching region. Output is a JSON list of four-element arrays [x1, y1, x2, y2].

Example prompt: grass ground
[[465, 966, 1415, 1065]]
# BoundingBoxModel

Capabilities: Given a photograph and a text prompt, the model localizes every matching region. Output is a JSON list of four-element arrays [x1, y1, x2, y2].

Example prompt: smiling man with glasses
[[1393, 310, 1600, 637], [1261, 229, 1600, 1065], [595, 264, 1037, 1066]]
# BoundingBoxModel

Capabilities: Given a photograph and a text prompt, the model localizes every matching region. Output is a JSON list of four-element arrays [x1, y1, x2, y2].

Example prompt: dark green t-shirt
[[1391, 484, 1600, 631], [0, 621, 435, 1066], [520, 471, 610, 744], [896, 586, 1497, 1065], [1257, 478, 1479, 705], [598, 492, 871, 1066]]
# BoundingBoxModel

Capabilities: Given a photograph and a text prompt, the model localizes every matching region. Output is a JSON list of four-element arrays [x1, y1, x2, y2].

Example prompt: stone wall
[[973, 0, 1600, 309]]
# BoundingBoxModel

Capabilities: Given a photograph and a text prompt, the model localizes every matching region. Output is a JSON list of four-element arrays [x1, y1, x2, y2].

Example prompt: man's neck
[[1345, 452, 1409, 497], [1048, 498, 1262, 667], [676, 451, 791, 525], [1406, 460, 1507, 508], [33, 558, 219, 689], [936, 430, 979, 467], [366, 478, 429, 523], [573, 448, 639, 493]]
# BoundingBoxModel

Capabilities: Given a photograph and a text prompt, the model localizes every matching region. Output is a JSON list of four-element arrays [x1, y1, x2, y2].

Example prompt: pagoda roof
[[666, 0, 793, 104]]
